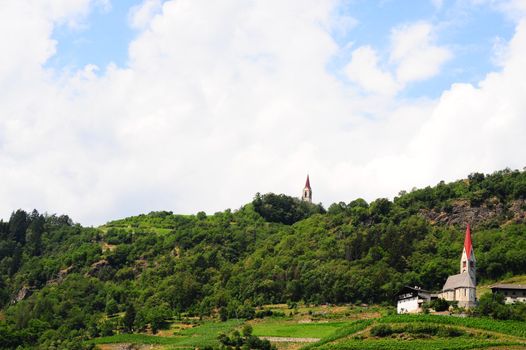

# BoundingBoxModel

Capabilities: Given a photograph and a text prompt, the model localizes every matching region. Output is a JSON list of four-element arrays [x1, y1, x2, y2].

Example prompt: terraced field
[[311, 315, 526, 350], [89, 307, 526, 350]]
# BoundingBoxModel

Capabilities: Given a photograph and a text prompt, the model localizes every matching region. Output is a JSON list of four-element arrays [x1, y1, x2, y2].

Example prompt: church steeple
[[302, 175, 312, 203], [460, 224, 476, 280]]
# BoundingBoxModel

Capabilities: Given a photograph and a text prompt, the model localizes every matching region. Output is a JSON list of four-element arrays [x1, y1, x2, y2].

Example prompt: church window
[[463, 261, 466, 268]]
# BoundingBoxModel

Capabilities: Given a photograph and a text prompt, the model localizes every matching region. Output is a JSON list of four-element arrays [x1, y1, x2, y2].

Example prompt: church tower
[[302, 175, 312, 203], [460, 223, 476, 283], [439, 223, 477, 308]]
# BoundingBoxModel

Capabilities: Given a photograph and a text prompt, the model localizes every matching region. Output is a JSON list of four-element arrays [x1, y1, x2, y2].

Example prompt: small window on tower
[[463, 261, 466, 268]]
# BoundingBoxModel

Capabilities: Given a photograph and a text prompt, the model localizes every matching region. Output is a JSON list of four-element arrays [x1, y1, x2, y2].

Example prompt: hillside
[[0, 168, 525, 349]]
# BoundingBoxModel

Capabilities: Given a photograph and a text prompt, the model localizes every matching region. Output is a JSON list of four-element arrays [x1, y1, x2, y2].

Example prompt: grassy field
[[251, 319, 347, 338], [378, 314, 526, 338], [89, 319, 243, 348], [320, 338, 523, 350], [314, 314, 526, 350], [89, 306, 526, 350]]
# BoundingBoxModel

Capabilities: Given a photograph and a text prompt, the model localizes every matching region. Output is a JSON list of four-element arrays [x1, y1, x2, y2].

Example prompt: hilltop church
[[301, 175, 312, 203]]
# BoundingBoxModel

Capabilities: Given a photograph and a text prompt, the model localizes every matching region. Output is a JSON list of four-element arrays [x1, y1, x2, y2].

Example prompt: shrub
[[370, 324, 393, 337]]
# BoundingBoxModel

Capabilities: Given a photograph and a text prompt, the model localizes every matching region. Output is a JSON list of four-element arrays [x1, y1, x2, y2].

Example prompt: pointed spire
[[464, 223, 473, 259], [305, 175, 311, 189]]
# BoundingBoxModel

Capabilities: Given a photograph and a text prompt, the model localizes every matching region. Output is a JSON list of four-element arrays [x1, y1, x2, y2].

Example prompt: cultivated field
[[89, 304, 526, 350]]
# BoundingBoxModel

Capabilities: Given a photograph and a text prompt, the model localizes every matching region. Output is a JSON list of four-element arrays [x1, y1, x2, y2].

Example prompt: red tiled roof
[[305, 175, 311, 189], [464, 223, 473, 258]]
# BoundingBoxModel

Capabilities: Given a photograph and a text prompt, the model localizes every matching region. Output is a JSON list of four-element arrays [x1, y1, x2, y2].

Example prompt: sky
[[1, 0, 526, 226]]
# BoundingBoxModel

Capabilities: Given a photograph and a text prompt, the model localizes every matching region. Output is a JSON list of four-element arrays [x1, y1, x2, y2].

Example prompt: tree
[[9, 210, 28, 244], [242, 324, 253, 337], [105, 299, 118, 316], [123, 303, 136, 332], [9, 244, 22, 276], [26, 210, 44, 256]]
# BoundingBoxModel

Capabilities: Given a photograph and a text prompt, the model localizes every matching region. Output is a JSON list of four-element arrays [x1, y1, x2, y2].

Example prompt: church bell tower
[[302, 175, 312, 203], [460, 223, 476, 283]]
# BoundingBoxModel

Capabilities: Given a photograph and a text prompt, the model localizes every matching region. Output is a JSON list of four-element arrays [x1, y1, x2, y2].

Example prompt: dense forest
[[0, 168, 526, 349]]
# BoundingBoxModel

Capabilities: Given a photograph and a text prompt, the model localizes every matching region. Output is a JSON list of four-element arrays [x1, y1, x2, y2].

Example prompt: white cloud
[[390, 22, 452, 84], [345, 21, 451, 95], [344, 46, 399, 95], [0, 0, 525, 225], [128, 0, 162, 30], [404, 19, 526, 185], [469, 0, 526, 21]]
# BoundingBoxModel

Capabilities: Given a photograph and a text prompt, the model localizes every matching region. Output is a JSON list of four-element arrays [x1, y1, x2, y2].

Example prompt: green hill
[[0, 168, 525, 349]]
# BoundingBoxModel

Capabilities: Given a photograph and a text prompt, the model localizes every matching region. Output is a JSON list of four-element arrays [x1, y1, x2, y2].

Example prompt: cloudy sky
[[1, 0, 526, 225]]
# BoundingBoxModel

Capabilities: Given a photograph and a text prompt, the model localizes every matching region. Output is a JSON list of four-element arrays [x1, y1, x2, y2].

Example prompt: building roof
[[396, 286, 432, 300], [399, 285, 432, 294], [442, 272, 475, 291], [490, 284, 526, 290], [304, 175, 311, 190], [464, 223, 473, 259]]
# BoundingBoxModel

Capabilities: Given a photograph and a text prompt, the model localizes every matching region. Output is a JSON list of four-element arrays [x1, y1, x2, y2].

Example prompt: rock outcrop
[[419, 198, 526, 227]]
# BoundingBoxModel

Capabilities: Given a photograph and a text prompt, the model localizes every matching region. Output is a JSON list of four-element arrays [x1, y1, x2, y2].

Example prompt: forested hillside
[[0, 168, 525, 349]]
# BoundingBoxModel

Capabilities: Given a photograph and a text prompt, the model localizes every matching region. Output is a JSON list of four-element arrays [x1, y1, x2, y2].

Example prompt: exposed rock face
[[58, 265, 74, 280], [12, 285, 33, 303], [85, 259, 110, 277], [419, 199, 526, 227], [47, 266, 74, 286], [134, 259, 148, 274]]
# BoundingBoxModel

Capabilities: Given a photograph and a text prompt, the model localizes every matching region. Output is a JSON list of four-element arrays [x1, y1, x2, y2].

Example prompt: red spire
[[305, 175, 311, 189], [464, 223, 473, 258]]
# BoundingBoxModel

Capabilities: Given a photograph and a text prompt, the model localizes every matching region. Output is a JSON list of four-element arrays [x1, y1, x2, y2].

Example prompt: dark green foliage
[[370, 324, 393, 337], [218, 328, 276, 350], [475, 293, 526, 321], [0, 168, 526, 348], [428, 298, 450, 312], [371, 323, 466, 338], [252, 192, 325, 224], [123, 303, 137, 332]]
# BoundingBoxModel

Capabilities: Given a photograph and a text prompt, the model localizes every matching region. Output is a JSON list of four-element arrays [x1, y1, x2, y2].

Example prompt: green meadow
[[89, 306, 526, 350]]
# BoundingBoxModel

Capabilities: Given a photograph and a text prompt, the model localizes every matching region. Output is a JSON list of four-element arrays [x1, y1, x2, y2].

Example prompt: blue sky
[[48, 0, 515, 99], [46, 0, 144, 70]]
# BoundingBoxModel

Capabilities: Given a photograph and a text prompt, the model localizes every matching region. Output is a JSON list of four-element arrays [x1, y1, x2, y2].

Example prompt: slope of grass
[[251, 320, 347, 338], [88, 312, 526, 350], [302, 320, 373, 350], [319, 338, 523, 350], [378, 314, 526, 338], [89, 319, 243, 348], [306, 314, 526, 350]]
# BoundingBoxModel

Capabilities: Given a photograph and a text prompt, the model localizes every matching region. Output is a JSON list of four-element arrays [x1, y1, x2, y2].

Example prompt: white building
[[397, 286, 432, 314], [490, 284, 526, 304], [439, 224, 477, 309]]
